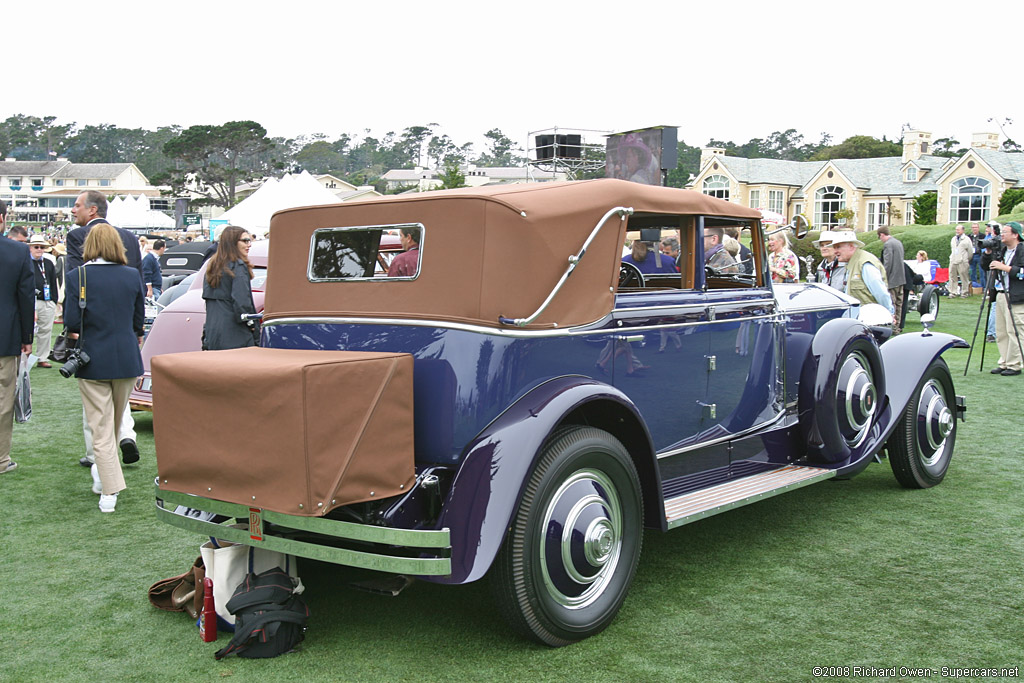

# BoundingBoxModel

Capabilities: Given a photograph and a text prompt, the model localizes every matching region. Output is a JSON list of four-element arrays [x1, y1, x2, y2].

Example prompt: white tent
[[107, 194, 175, 230], [217, 171, 342, 237]]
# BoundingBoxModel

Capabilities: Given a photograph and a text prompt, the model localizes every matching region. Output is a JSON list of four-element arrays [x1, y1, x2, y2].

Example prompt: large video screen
[[606, 129, 664, 186]]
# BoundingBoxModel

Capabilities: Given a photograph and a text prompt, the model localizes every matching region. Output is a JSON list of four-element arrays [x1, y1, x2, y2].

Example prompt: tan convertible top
[[264, 178, 761, 330]]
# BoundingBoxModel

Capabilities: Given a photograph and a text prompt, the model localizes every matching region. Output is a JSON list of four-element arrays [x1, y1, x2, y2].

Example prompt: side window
[[699, 217, 763, 290], [617, 214, 693, 292], [308, 224, 419, 281]]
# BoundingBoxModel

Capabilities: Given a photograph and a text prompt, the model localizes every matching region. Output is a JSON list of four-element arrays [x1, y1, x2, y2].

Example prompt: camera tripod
[[965, 267, 1024, 375]]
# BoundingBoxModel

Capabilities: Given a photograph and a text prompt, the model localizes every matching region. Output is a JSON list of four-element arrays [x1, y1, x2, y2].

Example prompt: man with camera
[[987, 221, 1024, 376]]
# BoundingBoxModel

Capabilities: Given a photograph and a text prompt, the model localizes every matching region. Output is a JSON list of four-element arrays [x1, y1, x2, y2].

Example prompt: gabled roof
[[711, 156, 820, 186], [973, 149, 1024, 184], [52, 163, 134, 179], [0, 160, 70, 176]]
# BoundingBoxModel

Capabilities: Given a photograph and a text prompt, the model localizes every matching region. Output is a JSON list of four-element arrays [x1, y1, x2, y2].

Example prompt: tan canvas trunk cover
[[152, 347, 415, 516]]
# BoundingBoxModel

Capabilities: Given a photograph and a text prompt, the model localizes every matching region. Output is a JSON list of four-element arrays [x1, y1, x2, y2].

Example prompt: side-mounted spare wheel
[[808, 329, 885, 463], [491, 426, 643, 647], [887, 358, 956, 488], [918, 284, 940, 318]]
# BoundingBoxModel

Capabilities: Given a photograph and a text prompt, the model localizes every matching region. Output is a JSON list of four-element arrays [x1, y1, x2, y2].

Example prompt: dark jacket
[[202, 259, 257, 350], [31, 256, 59, 301], [142, 251, 163, 290], [0, 236, 35, 356], [989, 242, 1024, 304], [63, 263, 145, 380], [66, 219, 143, 278]]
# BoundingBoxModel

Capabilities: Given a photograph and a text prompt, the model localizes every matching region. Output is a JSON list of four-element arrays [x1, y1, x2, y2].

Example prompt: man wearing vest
[[987, 221, 1024, 376], [830, 231, 894, 315]]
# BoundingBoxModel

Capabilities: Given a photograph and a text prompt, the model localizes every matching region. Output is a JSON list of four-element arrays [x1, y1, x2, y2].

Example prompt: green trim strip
[[157, 487, 450, 548], [155, 488, 451, 576]]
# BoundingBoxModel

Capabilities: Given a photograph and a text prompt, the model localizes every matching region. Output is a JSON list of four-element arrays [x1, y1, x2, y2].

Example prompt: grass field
[[1, 296, 1022, 682]]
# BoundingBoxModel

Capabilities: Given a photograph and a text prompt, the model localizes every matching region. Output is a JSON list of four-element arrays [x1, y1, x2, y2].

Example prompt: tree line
[[3, 114, 1015, 210]]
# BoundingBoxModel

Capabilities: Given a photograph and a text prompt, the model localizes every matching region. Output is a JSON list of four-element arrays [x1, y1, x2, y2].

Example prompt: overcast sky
[[8, 0, 1021, 156]]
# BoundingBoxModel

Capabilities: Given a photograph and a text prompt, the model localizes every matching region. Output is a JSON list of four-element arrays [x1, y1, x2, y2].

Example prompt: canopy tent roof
[[218, 171, 343, 236], [107, 194, 176, 229], [264, 179, 762, 330]]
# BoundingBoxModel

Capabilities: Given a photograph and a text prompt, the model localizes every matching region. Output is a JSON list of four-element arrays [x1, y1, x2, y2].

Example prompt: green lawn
[[1, 298, 1021, 682]]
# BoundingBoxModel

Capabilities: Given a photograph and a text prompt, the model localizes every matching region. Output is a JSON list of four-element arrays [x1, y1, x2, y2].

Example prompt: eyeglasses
[[239, 238, 252, 244], [30, 245, 45, 250]]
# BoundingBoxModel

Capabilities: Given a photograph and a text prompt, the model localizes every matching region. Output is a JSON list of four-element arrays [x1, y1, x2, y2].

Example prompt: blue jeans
[[970, 254, 982, 287], [988, 296, 998, 337]]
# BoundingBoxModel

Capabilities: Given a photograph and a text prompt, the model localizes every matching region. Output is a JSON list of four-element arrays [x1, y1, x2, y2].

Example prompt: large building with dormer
[[688, 131, 1024, 230], [0, 159, 162, 222]]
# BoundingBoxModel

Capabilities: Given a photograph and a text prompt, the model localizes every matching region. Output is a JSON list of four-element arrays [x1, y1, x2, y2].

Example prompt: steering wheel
[[619, 262, 645, 288]]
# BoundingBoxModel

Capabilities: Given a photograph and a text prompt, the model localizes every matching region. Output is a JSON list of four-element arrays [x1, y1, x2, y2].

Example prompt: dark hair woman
[[63, 223, 145, 513], [203, 225, 257, 350]]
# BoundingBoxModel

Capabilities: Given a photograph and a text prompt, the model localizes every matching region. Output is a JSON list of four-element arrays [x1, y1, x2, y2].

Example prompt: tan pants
[[0, 355, 17, 469], [950, 261, 971, 296], [995, 295, 1024, 371], [78, 378, 134, 495], [888, 287, 904, 334], [34, 300, 57, 361]]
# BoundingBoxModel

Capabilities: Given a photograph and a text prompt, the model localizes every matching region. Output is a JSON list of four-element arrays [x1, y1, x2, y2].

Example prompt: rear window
[[308, 225, 419, 281]]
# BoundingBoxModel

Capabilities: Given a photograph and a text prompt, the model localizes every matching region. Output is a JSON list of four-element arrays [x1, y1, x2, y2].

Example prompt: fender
[[802, 318, 886, 464], [427, 376, 653, 585], [833, 330, 967, 478]]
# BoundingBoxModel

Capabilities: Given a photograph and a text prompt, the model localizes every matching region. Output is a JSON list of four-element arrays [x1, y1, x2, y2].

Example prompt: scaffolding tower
[[526, 127, 609, 181]]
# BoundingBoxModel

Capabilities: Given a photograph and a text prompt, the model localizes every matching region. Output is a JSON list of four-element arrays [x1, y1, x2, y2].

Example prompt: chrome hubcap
[[918, 379, 952, 469], [837, 351, 876, 448], [540, 469, 623, 609]]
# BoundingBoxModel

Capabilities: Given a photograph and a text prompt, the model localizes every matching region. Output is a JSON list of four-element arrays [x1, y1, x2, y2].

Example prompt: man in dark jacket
[[0, 199, 35, 474], [988, 221, 1024, 375], [68, 190, 142, 466], [28, 235, 60, 367], [142, 239, 166, 299], [878, 227, 906, 333]]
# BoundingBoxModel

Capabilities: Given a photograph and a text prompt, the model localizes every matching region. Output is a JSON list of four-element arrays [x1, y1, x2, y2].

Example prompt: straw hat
[[829, 230, 864, 248], [812, 230, 838, 248], [27, 234, 52, 251]]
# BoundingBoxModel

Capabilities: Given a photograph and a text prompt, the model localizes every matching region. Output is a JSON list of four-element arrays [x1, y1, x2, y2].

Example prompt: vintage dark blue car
[[153, 179, 966, 646]]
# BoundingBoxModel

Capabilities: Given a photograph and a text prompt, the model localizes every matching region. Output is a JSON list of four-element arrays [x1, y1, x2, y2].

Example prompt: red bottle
[[200, 577, 217, 642]]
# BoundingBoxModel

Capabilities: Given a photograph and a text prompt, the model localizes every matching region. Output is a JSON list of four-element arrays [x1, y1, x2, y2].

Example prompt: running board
[[665, 465, 836, 529]]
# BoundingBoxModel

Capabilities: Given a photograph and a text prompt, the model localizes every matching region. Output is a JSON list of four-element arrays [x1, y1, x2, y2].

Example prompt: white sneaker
[[91, 464, 102, 495], [99, 493, 118, 513]]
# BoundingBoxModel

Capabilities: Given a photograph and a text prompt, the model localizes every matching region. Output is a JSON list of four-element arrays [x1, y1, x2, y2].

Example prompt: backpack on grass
[[214, 567, 309, 660]]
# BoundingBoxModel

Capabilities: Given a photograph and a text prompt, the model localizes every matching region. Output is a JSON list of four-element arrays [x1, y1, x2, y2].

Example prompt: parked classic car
[[153, 180, 966, 646], [130, 240, 269, 411]]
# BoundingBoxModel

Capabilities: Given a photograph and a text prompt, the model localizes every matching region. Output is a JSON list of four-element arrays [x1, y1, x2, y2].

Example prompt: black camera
[[980, 236, 1002, 250], [59, 349, 91, 378]]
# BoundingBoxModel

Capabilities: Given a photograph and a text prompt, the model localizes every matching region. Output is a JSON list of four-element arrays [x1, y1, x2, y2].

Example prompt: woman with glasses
[[202, 225, 258, 350]]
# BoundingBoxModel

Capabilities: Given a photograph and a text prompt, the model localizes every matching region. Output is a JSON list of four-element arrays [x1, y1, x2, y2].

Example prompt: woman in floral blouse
[[768, 232, 799, 283]]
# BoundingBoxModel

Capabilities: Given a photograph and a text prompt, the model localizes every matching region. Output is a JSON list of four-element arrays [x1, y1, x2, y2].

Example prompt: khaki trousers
[[0, 356, 17, 469], [888, 287, 904, 334], [951, 261, 971, 296], [34, 300, 57, 361], [995, 295, 1024, 371], [78, 378, 134, 495]]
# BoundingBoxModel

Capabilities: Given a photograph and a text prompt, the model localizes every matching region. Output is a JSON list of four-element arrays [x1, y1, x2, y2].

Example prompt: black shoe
[[120, 439, 140, 464], [991, 367, 1006, 374], [1001, 369, 1022, 376], [79, 456, 94, 467]]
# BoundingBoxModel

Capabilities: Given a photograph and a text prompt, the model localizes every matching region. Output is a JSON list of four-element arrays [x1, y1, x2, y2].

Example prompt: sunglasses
[[30, 245, 46, 249], [239, 238, 252, 244]]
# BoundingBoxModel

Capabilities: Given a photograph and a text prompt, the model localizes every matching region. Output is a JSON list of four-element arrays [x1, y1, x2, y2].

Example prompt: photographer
[[986, 221, 1024, 376], [63, 223, 145, 512]]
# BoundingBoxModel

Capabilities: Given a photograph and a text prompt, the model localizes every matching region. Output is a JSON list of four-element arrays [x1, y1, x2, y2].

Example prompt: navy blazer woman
[[63, 262, 145, 380]]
